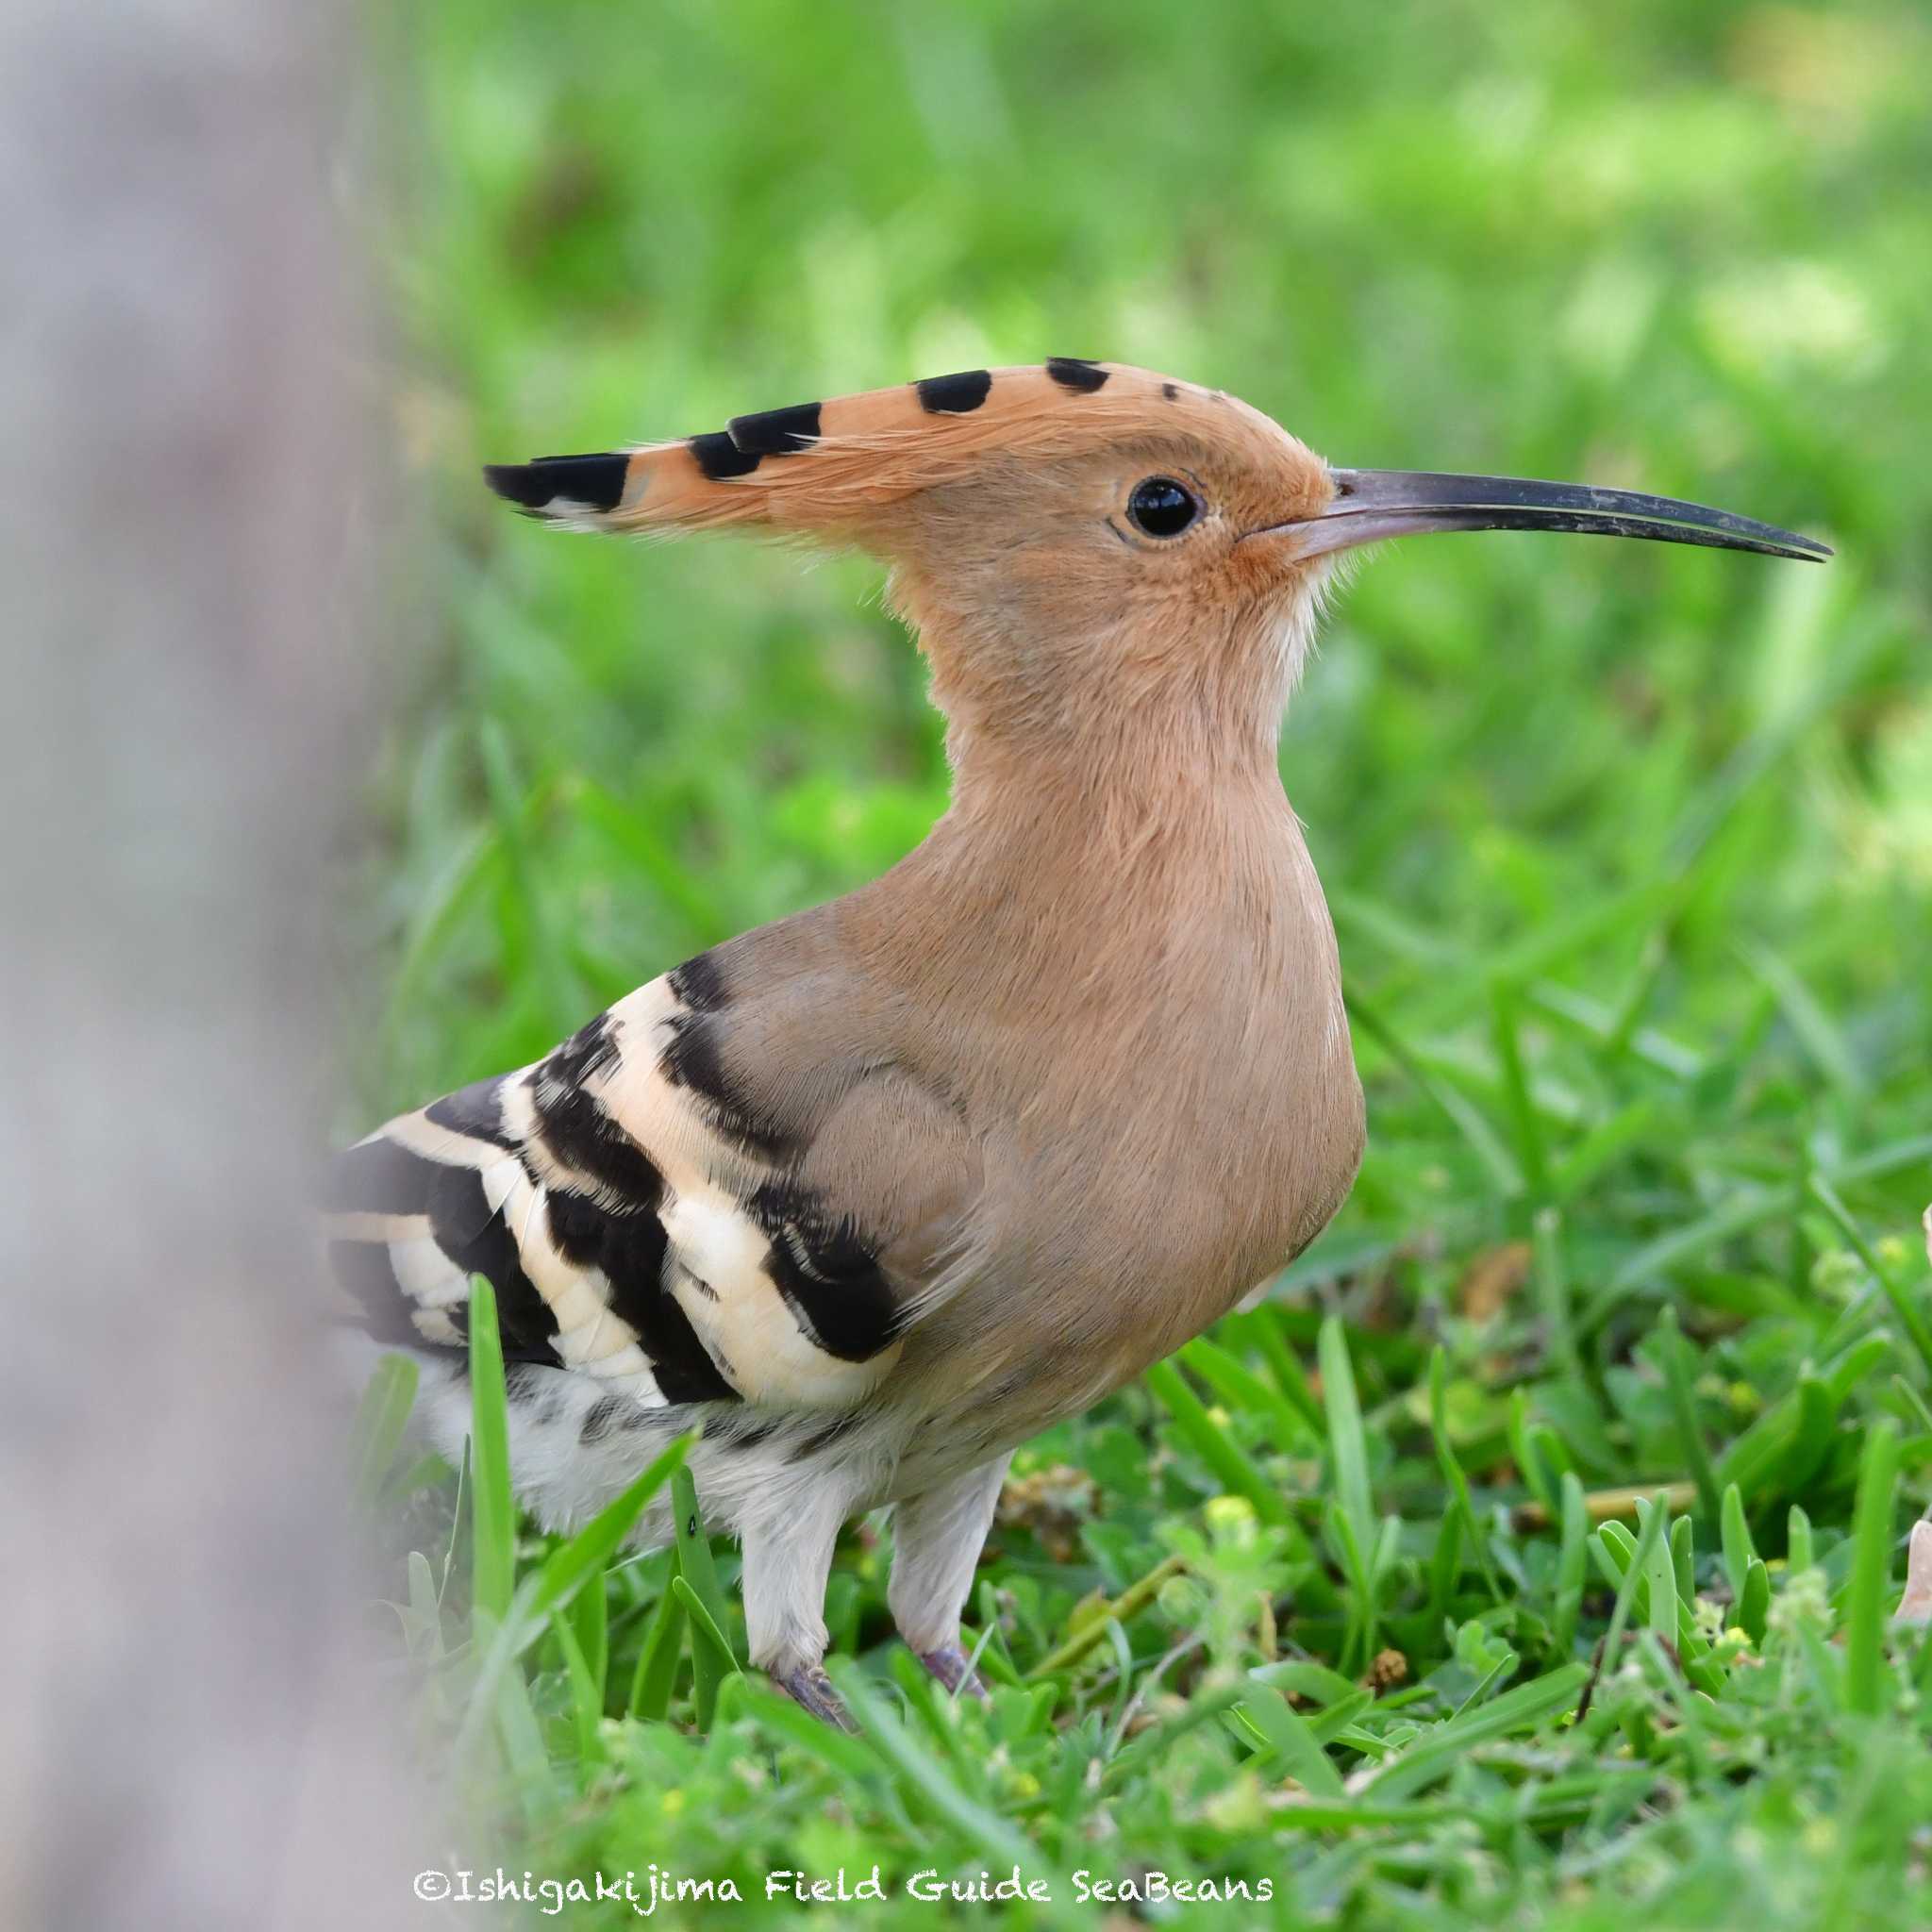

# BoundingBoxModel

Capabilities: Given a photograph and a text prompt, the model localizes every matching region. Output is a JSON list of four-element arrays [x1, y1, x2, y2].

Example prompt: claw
[[771, 1661, 859, 1731], [919, 1642, 988, 1699]]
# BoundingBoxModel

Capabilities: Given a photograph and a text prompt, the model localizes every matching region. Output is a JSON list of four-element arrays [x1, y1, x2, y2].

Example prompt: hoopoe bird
[[328, 360, 1826, 1724]]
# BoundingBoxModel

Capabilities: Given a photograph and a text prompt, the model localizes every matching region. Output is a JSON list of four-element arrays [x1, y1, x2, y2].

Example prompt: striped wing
[[324, 964, 912, 1413]]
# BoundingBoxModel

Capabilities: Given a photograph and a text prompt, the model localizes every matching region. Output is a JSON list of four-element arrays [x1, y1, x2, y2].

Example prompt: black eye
[[1126, 475, 1198, 539]]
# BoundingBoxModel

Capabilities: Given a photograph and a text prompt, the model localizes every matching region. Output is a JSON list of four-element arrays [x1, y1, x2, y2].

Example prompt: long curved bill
[[1290, 469, 1831, 563]]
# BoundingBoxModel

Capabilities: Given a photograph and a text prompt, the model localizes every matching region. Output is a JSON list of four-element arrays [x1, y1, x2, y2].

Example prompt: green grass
[[347, 0, 1932, 1922]]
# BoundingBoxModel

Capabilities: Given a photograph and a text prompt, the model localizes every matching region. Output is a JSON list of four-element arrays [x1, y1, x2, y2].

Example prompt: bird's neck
[[941, 733, 1297, 892], [848, 589, 1332, 1008], [889, 553, 1313, 841], [941, 694, 1285, 839], [928, 600, 1307, 888], [853, 696, 1326, 1024]]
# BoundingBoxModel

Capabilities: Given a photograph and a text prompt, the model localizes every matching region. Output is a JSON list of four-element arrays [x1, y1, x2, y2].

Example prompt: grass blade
[[1234, 1691, 1344, 1795], [1102, 1681, 1255, 1790], [1508, 1388, 1556, 1517], [718, 1674, 880, 1780], [1144, 1358, 1290, 1526], [1584, 1491, 1669, 1717], [1319, 1315, 1375, 1557], [1181, 1334, 1315, 1455], [626, 1584, 687, 1723], [1658, 1307, 1721, 1522], [1251, 1659, 1363, 1707], [670, 1463, 738, 1730], [349, 1352, 419, 1507], [527, 1432, 692, 1625], [457, 1434, 695, 1758], [1670, 1514, 1695, 1614], [1844, 1419, 1901, 1716], [1029, 1555, 1188, 1679], [1740, 942, 1862, 1098], [1550, 1096, 1661, 1203], [467, 1277, 516, 1627], [671, 1575, 741, 1729], [1241, 1305, 1327, 1433], [825, 1658, 1056, 1888], [1553, 1471, 1589, 1659], [1789, 1504, 1815, 1574], [1720, 1482, 1757, 1607], [1345, 987, 1521, 1195], [1428, 1347, 1502, 1601], [1591, 1511, 1724, 1695], [1490, 979, 1552, 1201], [571, 1563, 608, 1711], [1808, 1174, 1932, 1384], [1641, 1499, 1678, 1642], [1362, 1665, 1591, 1800], [670, 1464, 737, 1660], [549, 1605, 605, 1768], [1739, 1559, 1771, 1644], [1532, 1205, 1580, 1378]]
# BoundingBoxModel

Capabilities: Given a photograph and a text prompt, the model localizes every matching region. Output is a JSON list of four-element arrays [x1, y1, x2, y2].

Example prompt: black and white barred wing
[[324, 967, 930, 1413]]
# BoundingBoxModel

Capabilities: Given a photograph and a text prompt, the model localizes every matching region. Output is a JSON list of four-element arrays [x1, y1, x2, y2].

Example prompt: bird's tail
[[322, 1024, 742, 1412], [322, 1063, 718, 1534], [321, 1071, 569, 1364], [322, 1063, 680, 1391]]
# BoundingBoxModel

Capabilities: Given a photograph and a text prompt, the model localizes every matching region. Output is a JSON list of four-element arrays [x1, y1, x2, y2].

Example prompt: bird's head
[[487, 361, 1827, 779]]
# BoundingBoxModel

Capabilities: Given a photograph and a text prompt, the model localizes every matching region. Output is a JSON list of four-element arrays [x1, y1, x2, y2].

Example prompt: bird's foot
[[919, 1641, 988, 1699], [770, 1661, 858, 1731]]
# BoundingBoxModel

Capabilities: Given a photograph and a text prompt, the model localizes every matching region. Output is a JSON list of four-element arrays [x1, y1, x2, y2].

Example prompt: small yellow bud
[[1206, 1494, 1257, 1532]]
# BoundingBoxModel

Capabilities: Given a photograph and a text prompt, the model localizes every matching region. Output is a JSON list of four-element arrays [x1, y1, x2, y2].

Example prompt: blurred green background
[[354, 7, 1932, 1919]]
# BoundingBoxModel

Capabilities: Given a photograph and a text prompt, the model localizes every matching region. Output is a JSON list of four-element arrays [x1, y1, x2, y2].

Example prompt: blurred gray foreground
[[0, 1, 424, 1925]]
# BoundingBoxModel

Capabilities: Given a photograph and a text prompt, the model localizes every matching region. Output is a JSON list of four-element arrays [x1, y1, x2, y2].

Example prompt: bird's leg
[[768, 1660, 857, 1731], [741, 1479, 858, 1730], [889, 1454, 1012, 1698], [919, 1641, 983, 1698]]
